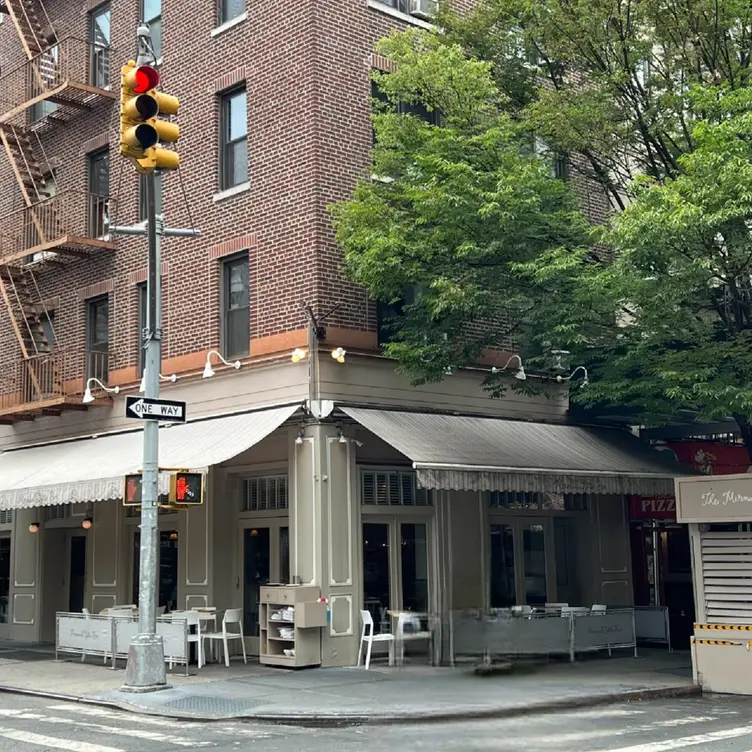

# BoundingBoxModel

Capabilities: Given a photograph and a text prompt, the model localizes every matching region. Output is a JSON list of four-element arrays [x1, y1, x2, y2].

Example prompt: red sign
[[629, 441, 752, 520], [630, 495, 676, 519]]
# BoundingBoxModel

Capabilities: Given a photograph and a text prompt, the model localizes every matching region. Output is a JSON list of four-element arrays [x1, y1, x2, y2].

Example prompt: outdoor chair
[[201, 608, 247, 667], [358, 609, 394, 670]]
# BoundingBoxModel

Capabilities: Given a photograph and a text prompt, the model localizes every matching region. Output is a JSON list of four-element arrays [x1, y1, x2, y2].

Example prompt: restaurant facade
[[0, 354, 689, 666]]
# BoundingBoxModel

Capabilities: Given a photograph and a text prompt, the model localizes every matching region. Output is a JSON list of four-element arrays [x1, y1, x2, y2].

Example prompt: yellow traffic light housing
[[119, 60, 180, 173]]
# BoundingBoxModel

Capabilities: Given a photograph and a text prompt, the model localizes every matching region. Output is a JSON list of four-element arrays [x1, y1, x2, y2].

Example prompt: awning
[[341, 408, 692, 495], [0, 404, 300, 510]]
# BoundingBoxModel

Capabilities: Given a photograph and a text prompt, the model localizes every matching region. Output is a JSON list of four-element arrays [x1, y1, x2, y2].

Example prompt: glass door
[[239, 520, 289, 654], [488, 517, 554, 607], [132, 530, 179, 613], [362, 517, 433, 635]]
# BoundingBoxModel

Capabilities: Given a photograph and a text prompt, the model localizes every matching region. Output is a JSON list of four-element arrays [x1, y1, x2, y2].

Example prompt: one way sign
[[125, 396, 187, 423]]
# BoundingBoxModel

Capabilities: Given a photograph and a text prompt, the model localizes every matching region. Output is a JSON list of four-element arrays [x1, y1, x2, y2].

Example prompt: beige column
[[290, 423, 360, 667], [10, 509, 42, 641]]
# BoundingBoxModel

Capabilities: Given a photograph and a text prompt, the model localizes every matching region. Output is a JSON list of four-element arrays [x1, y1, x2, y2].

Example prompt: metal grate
[[700, 531, 752, 624], [361, 470, 430, 506], [242, 475, 288, 512]]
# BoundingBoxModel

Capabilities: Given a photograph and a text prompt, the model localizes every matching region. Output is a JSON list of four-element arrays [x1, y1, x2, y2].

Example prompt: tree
[[331, 30, 592, 387], [519, 86, 752, 456], [332, 0, 752, 458]]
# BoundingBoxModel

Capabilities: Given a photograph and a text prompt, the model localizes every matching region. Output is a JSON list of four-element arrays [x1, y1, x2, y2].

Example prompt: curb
[[0, 683, 701, 727]]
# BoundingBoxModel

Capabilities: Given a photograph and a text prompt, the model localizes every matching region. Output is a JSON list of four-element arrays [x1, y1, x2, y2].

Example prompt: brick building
[[0, 0, 685, 666]]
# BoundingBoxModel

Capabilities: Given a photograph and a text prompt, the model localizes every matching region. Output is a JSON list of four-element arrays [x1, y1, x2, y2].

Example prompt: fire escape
[[0, 0, 118, 422]]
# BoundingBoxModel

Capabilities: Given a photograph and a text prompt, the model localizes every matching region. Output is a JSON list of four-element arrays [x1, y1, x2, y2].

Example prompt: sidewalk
[[0, 643, 698, 725]]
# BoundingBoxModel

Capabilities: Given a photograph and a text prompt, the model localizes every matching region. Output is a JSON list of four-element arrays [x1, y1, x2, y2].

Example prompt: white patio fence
[[449, 608, 637, 665], [55, 612, 190, 674]]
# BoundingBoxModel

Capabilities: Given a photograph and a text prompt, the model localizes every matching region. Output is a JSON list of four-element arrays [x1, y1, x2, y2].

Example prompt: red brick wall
[[0, 0, 585, 390]]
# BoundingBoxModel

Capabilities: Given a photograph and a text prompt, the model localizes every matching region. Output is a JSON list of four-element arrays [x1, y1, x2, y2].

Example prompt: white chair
[[545, 602, 568, 610], [591, 604, 608, 613], [201, 608, 247, 667], [511, 605, 533, 618], [358, 609, 394, 670], [169, 611, 203, 669], [395, 613, 432, 666]]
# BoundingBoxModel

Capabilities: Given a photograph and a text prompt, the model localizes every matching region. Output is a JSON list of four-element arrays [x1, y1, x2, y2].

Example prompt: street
[[1, 694, 752, 751]]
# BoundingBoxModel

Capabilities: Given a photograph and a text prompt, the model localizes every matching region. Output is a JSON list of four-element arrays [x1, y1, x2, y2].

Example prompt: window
[[488, 491, 588, 511], [220, 0, 245, 24], [88, 149, 109, 238], [371, 80, 439, 145], [221, 254, 249, 358], [220, 87, 248, 190], [242, 476, 289, 512], [30, 42, 58, 122], [41, 311, 55, 351], [86, 295, 109, 383], [376, 284, 422, 345], [361, 470, 430, 506], [90, 4, 111, 88], [142, 0, 162, 60], [137, 283, 147, 375], [47, 505, 70, 521], [139, 173, 163, 221], [0, 537, 9, 624]]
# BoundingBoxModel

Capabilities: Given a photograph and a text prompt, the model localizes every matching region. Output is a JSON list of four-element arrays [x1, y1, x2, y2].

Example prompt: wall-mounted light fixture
[[81, 517, 93, 530], [491, 355, 526, 381], [139, 372, 178, 393], [28, 522, 40, 534], [331, 347, 346, 364], [556, 366, 589, 388], [295, 427, 306, 446], [203, 350, 241, 379], [83, 378, 120, 404], [291, 348, 307, 363]]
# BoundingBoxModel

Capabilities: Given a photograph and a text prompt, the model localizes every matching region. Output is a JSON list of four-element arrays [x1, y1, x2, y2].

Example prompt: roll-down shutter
[[701, 531, 752, 624]]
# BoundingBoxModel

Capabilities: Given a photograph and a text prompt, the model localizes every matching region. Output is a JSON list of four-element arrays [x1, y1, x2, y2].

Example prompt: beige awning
[[0, 404, 300, 509], [341, 407, 692, 495]]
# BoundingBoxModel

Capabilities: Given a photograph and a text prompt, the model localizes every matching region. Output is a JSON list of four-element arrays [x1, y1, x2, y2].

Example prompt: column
[[290, 423, 360, 667]]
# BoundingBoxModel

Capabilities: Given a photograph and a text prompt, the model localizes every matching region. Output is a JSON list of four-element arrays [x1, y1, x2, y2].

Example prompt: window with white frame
[[242, 475, 288, 512], [361, 470, 431, 506]]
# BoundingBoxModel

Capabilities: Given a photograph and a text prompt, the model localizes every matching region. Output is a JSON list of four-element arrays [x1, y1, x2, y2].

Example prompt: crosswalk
[[418, 700, 752, 752], [0, 703, 297, 751]]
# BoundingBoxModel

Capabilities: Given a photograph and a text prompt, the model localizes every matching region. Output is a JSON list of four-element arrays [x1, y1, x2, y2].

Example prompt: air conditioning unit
[[409, 0, 438, 20]]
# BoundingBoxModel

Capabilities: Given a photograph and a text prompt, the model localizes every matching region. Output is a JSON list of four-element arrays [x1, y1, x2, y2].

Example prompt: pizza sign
[[630, 495, 676, 519]]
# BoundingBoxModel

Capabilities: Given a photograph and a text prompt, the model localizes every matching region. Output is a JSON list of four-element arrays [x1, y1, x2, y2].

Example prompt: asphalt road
[[1, 693, 752, 751]]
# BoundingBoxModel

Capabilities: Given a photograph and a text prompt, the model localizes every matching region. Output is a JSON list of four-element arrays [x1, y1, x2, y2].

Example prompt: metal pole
[[123, 170, 167, 691]]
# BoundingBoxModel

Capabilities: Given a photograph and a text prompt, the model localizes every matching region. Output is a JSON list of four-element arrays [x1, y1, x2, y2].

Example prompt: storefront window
[[0, 537, 9, 624], [132, 531, 178, 612], [522, 524, 548, 605], [401, 523, 428, 612], [243, 527, 270, 637], [363, 523, 391, 633], [490, 524, 516, 607]]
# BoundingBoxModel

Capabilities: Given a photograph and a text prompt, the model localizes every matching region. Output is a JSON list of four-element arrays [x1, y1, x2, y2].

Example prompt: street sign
[[125, 395, 187, 423]]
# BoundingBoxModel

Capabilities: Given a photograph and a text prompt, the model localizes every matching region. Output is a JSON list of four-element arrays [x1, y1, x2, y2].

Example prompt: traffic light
[[123, 473, 143, 506], [119, 60, 180, 173], [169, 472, 204, 505]]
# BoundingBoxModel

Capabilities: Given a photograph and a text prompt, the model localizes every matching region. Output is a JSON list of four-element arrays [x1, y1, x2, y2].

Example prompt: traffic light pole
[[107, 184, 199, 692]]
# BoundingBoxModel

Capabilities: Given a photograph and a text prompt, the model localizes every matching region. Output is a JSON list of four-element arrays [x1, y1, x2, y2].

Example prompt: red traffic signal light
[[132, 65, 159, 94]]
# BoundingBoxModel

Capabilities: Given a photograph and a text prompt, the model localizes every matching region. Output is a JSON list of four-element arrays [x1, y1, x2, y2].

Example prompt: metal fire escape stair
[[1, 0, 51, 60], [0, 124, 53, 206]]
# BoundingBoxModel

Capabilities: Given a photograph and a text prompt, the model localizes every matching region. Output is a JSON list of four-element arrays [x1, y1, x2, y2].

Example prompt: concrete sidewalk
[[0, 644, 698, 725]]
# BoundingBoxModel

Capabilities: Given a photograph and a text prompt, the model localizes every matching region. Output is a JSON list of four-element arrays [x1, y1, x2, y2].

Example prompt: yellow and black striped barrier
[[694, 639, 739, 646], [695, 624, 752, 631]]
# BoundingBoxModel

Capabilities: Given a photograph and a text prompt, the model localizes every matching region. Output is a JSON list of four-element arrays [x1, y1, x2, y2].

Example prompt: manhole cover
[[161, 695, 263, 715]]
